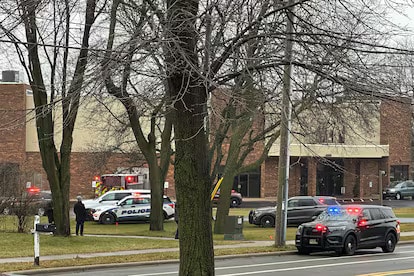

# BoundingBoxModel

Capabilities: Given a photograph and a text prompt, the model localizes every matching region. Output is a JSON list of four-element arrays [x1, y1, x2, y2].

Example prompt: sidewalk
[[2, 232, 414, 265]]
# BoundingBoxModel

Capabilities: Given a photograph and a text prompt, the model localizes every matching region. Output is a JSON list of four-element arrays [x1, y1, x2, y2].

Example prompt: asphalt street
[[17, 244, 414, 276]]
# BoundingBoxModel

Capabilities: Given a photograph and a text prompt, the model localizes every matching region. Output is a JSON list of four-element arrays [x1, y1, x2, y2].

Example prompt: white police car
[[92, 194, 175, 224]]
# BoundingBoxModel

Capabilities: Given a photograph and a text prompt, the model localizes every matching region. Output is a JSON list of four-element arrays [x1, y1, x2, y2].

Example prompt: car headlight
[[389, 188, 396, 192], [91, 208, 101, 213], [296, 225, 303, 235]]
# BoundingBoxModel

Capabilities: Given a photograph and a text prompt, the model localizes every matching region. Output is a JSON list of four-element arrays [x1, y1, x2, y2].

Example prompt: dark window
[[390, 165, 409, 181], [298, 199, 316, 206], [406, 182, 414, 188], [288, 199, 299, 207], [381, 209, 396, 219], [115, 193, 131, 200], [369, 208, 385, 220], [361, 209, 372, 220], [102, 193, 116, 201]]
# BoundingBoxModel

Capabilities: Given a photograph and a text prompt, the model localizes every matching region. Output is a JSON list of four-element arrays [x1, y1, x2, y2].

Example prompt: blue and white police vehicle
[[92, 194, 175, 224]]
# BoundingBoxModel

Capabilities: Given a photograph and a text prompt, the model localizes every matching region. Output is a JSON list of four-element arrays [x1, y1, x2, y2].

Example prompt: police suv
[[295, 205, 400, 256], [92, 194, 175, 224], [83, 189, 151, 220]]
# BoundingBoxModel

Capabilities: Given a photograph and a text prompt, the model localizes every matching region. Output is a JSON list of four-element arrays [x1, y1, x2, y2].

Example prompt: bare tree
[[100, 0, 173, 231], [0, 0, 105, 236]]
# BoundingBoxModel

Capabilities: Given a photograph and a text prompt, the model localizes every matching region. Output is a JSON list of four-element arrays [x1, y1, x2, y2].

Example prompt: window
[[124, 199, 134, 205], [390, 165, 409, 181], [115, 193, 131, 200], [288, 199, 299, 208], [298, 199, 316, 206], [102, 193, 116, 201], [361, 209, 371, 220], [381, 209, 396, 219], [369, 208, 385, 220]]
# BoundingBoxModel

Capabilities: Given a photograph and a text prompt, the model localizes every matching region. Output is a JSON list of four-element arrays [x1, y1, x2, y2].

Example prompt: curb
[[5, 240, 414, 275], [4, 250, 298, 275]]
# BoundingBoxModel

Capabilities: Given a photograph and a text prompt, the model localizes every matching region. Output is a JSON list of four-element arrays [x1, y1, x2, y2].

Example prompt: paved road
[[18, 244, 414, 276]]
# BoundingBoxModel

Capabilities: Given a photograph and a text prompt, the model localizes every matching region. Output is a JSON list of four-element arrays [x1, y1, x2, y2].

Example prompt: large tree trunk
[[166, 0, 215, 273], [19, 0, 96, 236], [173, 86, 215, 274]]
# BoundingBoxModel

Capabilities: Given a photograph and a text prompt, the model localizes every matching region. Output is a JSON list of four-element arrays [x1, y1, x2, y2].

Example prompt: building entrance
[[316, 159, 344, 196]]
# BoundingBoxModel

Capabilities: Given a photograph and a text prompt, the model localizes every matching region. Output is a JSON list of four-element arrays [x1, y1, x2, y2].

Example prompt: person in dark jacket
[[74, 196, 87, 236], [45, 201, 54, 224]]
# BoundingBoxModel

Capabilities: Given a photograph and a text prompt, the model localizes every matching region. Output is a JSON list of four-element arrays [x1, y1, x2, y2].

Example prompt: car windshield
[[320, 198, 340, 205], [388, 181, 402, 188], [394, 183, 404, 188], [316, 207, 359, 221]]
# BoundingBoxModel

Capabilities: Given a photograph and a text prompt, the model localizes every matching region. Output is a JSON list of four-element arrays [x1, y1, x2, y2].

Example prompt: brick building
[[0, 78, 412, 200], [258, 98, 412, 199], [0, 80, 175, 199]]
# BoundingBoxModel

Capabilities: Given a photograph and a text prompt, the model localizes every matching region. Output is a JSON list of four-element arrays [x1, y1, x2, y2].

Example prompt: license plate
[[309, 239, 318, 245]]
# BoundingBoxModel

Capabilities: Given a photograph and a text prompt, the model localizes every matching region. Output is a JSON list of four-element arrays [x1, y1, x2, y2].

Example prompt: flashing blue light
[[327, 206, 340, 215]]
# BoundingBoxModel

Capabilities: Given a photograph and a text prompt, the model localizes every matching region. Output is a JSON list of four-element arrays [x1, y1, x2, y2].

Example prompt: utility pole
[[275, 0, 295, 247]]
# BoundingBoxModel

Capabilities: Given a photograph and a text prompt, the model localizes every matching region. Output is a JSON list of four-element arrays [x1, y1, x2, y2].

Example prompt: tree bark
[[166, 0, 215, 274]]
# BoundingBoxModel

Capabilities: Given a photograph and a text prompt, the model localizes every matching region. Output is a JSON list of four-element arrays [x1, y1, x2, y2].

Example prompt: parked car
[[295, 205, 400, 255], [91, 194, 175, 224], [212, 189, 243, 208], [83, 189, 151, 220], [248, 196, 340, 227], [1, 190, 52, 216], [383, 180, 414, 200]]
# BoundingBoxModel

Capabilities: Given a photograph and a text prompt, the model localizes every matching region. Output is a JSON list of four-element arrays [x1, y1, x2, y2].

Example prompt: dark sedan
[[248, 196, 340, 227]]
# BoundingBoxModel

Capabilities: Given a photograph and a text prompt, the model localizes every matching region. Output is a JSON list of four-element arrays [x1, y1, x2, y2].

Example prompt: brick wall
[[25, 152, 152, 199], [380, 98, 411, 171], [0, 84, 27, 163]]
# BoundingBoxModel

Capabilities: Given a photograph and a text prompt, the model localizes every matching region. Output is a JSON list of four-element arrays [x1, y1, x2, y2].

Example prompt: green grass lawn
[[0, 206, 413, 272]]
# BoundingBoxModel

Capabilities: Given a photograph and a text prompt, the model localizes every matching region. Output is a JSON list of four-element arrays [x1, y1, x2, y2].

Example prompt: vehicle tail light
[[396, 220, 401, 234], [231, 190, 235, 193], [169, 203, 175, 209], [358, 219, 367, 227], [315, 223, 328, 233]]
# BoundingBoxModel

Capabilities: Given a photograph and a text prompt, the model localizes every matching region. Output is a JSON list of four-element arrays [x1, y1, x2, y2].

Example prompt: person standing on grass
[[74, 196, 87, 236]]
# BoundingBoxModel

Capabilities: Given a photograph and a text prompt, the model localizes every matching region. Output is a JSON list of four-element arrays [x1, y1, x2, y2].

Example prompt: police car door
[[117, 198, 151, 222]]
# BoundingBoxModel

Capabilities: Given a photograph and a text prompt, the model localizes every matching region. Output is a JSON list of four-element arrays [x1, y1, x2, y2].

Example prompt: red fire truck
[[93, 173, 148, 197]]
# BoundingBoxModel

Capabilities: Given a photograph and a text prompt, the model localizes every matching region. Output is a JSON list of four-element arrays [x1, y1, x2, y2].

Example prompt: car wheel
[[343, 235, 356, 256], [100, 213, 115, 225], [230, 198, 240, 208], [297, 247, 311, 255], [260, 215, 275, 227], [382, 233, 396, 253], [396, 193, 402, 200]]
